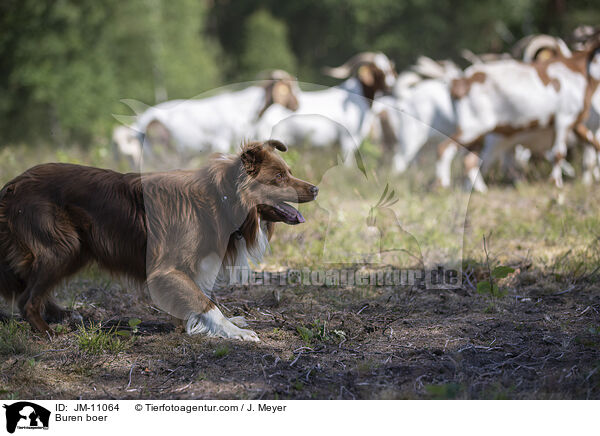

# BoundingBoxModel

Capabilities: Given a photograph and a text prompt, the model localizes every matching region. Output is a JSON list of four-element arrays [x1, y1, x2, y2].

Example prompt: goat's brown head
[[323, 52, 397, 101], [258, 71, 300, 117], [241, 140, 318, 225]]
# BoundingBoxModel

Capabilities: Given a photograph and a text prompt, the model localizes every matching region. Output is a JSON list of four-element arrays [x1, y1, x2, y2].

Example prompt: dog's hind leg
[[0, 261, 25, 323], [147, 269, 259, 342], [43, 299, 82, 325], [43, 299, 68, 323], [18, 274, 61, 335], [18, 247, 86, 336]]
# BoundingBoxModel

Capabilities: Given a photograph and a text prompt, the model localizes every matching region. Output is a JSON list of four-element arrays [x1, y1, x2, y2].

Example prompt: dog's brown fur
[[0, 140, 317, 336]]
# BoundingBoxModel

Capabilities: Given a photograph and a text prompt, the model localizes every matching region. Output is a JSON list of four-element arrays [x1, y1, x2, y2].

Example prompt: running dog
[[0, 140, 318, 341]]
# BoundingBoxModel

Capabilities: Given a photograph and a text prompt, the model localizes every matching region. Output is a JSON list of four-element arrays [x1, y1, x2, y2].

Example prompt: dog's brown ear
[[241, 143, 264, 175], [264, 139, 287, 152]]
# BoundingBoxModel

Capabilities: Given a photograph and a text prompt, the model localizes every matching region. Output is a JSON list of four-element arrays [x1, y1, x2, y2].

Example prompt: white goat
[[373, 80, 457, 174], [465, 36, 600, 189], [369, 56, 461, 174], [112, 71, 299, 166], [253, 52, 397, 160], [436, 38, 600, 191]]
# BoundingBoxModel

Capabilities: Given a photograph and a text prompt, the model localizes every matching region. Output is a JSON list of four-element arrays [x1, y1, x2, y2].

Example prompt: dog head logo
[[3, 402, 50, 433]]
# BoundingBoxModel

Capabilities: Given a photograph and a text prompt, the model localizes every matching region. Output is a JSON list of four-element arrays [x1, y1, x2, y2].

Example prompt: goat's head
[[519, 34, 572, 62], [257, 70, 300, 117], [323, 52, 397, 97]]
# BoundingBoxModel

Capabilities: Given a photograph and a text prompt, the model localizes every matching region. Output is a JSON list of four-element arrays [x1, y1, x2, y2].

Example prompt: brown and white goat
[[436, 38, 600, 190]]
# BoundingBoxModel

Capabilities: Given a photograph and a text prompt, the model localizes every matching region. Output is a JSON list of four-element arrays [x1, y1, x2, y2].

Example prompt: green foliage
[[0, 0, 222, 145], [296, 320, 345, 345], [75, 323, 128, 355], [492, 266, 515, 279], [115, 318, 142, 337], [239, 10, 297, 80], [213, 345, 230, 358], [477, 236, 514, 307], [0, 320, 37, 356], [150, 0, 221, 99], [477, 266, 514, 298], [210, 0, 599, 82], [425, 383, 463, 399]]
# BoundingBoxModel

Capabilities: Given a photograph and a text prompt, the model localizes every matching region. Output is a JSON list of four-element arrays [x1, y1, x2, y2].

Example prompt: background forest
[[1, 0, 598, 146]]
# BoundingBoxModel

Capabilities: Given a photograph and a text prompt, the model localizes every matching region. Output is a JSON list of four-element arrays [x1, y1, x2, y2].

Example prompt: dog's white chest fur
[[194, 220, 270, 293]]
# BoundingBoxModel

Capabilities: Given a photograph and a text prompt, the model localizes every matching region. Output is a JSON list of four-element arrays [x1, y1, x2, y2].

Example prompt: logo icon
[[3, 402, 50, 433]]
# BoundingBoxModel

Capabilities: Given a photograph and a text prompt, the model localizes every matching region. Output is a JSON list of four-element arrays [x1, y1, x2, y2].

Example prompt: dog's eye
[[275, 173, 283, 182]]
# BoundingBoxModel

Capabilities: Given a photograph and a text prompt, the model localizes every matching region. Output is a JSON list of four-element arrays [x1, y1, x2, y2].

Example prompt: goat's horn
[[411, 56, 447, 79], [521, 34, 572, 62], [257, 69, 296, 81], [461, 49, 483, 65], [322, 52, 380, 79]]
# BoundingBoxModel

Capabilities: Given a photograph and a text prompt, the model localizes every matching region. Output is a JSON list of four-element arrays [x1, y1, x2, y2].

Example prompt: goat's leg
[[575, 123, 600, 185], [582, 145, 597, 185], [147, 269, 259, 341], [574, 123, 600, 151], [464, 152, 487, 193], [549, 120, 573, 188], [436, 139, 458, 188]]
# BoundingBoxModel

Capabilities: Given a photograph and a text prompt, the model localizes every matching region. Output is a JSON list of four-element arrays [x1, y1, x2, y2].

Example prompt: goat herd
[[113, 26, 600, 193]]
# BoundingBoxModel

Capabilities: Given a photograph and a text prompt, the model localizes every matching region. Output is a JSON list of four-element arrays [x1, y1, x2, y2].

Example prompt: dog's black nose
[[310, 186, 319, 196]]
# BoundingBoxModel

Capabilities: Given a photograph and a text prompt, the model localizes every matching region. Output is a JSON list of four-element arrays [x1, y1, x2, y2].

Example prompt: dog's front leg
[[147, 269, 259, 342]]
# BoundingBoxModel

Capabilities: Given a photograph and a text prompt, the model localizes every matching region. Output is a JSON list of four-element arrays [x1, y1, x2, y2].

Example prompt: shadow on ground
[[1, 263, 599, 400]]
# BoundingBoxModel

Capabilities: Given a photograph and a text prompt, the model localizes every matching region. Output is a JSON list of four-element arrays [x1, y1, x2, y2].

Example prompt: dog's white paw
[[230, 328, 260, 342], [228, 316, 249, 328], [186, 309, 260, 342]]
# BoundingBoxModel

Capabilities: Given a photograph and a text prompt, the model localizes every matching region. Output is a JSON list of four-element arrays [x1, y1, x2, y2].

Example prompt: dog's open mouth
[[272, 202, 305, 224], [259, 202, 305, 225]]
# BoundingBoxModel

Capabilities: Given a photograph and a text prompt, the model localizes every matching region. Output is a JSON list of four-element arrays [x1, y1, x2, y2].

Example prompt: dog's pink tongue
[[278, 202, 305, 224]]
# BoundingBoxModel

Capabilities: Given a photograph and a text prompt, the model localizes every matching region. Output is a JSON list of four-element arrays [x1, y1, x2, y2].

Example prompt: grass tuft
[[75, 323, 128, 355], [0, 320, 37, 356]]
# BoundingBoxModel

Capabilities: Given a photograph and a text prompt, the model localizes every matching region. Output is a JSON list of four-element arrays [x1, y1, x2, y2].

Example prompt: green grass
[[75, 323, 129, 355], [296, 319, 346, 346], [213, 345, 230, 358], [0, 320, 38, 356]]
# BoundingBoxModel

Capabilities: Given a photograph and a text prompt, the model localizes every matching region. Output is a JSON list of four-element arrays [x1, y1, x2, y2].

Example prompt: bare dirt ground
[[1, 265, 599, 400]]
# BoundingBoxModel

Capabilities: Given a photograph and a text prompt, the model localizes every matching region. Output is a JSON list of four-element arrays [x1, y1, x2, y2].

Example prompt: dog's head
[[240, 140, 318, 225]]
